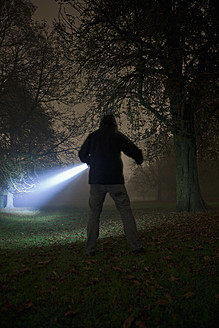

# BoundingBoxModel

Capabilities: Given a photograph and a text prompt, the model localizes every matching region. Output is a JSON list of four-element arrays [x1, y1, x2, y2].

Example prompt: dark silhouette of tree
[[57, 0, 218, 212], [0, 0, 86, 207], [0, 80, 61, 207]]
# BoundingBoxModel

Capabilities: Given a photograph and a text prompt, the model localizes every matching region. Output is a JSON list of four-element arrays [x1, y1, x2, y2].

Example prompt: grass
[[0, 202, 218, 328]]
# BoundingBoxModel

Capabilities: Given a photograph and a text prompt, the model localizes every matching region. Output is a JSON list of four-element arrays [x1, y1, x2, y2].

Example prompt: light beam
[[38, 163, 88, 191], [17, 163, 89, 209]]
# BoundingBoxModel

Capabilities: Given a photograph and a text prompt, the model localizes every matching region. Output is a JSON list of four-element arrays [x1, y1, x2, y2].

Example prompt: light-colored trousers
[[86, 184, 142, 253]]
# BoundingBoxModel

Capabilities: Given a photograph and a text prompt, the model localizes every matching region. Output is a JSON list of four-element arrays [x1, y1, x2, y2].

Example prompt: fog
[[12, 154, 218, 209]]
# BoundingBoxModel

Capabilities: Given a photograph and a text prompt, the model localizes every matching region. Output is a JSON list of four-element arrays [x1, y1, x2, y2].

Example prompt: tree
[[0, 80, 61, 207], [0, 0, 86, 207], [56, 0, 218, 212]]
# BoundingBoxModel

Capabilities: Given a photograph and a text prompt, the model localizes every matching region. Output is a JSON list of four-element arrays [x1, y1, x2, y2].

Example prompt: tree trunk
[[165, 3, 208, 212], [0, 195, 4, 208], [166, 30, 208, 212], [5, 191, 14, 208], [174, 133, 208, 212]]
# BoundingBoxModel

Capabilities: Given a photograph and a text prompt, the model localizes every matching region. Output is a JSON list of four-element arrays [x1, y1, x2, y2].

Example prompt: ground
[[0, 202, 218, 328]]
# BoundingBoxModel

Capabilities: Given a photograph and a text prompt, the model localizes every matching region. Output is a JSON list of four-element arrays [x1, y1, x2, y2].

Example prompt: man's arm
[[78, 136, 91, 165], [119, 133, 143, 165]]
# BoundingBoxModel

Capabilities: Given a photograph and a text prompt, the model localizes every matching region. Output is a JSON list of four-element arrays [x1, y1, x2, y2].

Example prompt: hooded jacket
[[78, 115, 143, 184]]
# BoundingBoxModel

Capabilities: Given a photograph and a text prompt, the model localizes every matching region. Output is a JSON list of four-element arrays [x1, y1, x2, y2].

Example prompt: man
[[79, 114, 144, 256]]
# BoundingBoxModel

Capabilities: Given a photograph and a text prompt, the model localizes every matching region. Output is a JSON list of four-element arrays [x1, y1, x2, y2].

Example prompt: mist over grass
[[0, 202, 177, 249]]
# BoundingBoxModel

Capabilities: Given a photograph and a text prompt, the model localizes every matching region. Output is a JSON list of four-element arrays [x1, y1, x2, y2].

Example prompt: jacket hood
[[99, 114, 118, 131]]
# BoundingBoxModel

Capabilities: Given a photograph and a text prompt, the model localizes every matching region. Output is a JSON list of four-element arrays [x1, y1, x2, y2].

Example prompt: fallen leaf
[[143, 266, 152, 272], [183, 291, 196, 299], [169, 275, 180, 282], [69, 268, 78, 274], [52, 270, 59, 278], [165, 293, 172, 302], [37, 260, 51, 265], [113, 266, 123, 272], [145, 281, 155, 291], [156, 299, 169, 305], [113, 296, 122, 308], [17, 267, 32, 274], [136, 321, 147, 328], [123, 316, 135, 328], [134, 280, 141, 286], [163, 256, 173, 260], [126, 275, 137, 280], [86, 261, 93, 265], [64, 309, 79, 317], [91, 277, 99, 284], [16, 300, 33, 312]]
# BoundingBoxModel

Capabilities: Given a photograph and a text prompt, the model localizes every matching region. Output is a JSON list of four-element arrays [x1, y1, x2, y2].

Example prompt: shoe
[[86, 251, 96, 256], [132, 247, 145, 254]]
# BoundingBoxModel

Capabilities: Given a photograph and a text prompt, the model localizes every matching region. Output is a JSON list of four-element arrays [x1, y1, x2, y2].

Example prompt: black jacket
[[79, 126, 143, 184]]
